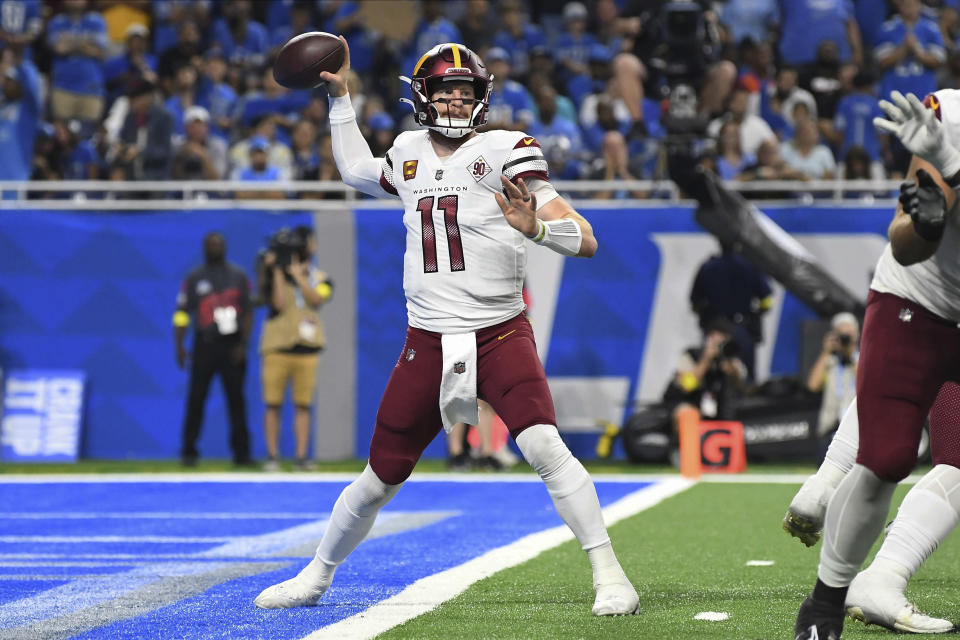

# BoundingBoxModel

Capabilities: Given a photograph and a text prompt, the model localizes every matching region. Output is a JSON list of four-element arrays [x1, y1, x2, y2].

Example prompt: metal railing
[[0, 178, 902, 210]]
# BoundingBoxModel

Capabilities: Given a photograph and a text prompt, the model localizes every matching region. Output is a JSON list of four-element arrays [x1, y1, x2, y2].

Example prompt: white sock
[[819, 464, 897, 587], [309, 464, 401, 581], [587, 542, 628, 588], [516, 425, 620, 582], [817, 398, 860, 489], [870, 464, 960, 583]]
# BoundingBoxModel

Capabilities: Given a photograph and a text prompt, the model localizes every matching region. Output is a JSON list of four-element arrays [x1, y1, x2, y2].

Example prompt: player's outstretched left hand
[[874, 91, 960, 178], [496, 175, 538, 237]]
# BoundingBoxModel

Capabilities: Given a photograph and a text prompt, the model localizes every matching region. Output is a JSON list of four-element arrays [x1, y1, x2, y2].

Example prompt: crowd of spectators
[[3, 0, 959, 199]]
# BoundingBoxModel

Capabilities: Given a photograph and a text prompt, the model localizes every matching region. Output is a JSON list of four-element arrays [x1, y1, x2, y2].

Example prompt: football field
[[0, 472, 954, 639]]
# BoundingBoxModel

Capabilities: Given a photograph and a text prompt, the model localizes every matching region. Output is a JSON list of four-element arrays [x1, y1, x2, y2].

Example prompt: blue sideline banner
[[1, 369, 85, 462], [0, 208, 315, 460]]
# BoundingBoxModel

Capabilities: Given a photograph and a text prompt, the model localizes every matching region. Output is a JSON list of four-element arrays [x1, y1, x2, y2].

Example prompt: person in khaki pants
[[259, 227, 332, 471]]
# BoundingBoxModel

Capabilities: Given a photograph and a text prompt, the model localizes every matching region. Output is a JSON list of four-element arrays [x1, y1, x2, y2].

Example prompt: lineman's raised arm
[[874, 91, 959, 264], [319, 37, 398, 199]]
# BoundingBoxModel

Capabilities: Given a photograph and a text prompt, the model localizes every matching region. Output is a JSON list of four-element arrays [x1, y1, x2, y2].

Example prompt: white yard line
[[300, 477, 695, 640], [0, 535, 240, 543]]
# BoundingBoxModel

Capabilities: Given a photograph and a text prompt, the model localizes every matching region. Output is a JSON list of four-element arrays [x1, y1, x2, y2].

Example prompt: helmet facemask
[[399, 44, 493, 139]]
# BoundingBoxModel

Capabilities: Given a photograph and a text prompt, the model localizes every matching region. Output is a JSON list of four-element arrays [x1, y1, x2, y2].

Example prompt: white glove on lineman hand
[[874, 91, 960, 179]]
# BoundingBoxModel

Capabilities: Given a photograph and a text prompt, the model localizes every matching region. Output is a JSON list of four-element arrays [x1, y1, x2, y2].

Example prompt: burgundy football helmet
[[400, 43, 493, 138]]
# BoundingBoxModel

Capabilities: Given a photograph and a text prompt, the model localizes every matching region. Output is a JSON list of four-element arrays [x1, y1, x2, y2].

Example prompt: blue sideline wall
[[0, 209, 314, 461], [0, 205, 891, 461]]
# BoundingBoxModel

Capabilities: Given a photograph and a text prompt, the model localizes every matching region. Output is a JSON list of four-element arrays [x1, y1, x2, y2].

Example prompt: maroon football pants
[[857, 291, 960, 480], [368, 313, 557, 484]]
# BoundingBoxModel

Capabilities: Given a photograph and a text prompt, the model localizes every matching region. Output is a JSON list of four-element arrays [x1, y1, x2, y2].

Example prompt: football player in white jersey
[[786, 387, 957, 633], [795, 90, 960, 640], [255, 39, 641, 617]]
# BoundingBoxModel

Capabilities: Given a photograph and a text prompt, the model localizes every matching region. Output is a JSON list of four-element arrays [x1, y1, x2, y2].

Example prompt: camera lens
[[838, 334, 852, 347]]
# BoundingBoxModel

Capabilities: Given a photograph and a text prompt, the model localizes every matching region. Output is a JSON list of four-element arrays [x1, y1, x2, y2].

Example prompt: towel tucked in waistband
[[439, 332, 479, 434]]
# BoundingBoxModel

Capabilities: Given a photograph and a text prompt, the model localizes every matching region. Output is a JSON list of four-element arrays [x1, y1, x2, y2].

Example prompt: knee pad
[[913, 464, 960, 514], [515, 424, 588, 498]]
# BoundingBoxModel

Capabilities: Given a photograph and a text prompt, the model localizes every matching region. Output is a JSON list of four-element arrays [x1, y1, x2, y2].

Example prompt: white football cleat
[[254, 574, 331, 609], [846, 571, 954, 633], [592, 579, 640, 616], [783, 475, 833, 547]]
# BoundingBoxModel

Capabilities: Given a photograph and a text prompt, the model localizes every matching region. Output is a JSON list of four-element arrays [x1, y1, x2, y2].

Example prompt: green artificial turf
[[377, 482, 958, 640]]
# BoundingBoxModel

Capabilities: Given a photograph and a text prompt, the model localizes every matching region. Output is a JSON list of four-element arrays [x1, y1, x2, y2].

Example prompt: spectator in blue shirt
[[46, 0, 109, 125], [484, 47, 536, 131], [234, 135, 286, 199], [556, 2, 598, 79], [526, 69, 579, 127], [876, 0, 945, 102], [582, 95, 629, 154], [366, 111, 394, 157], [855, 0, 890, 49], [567, 43, 612, 110], [266, 0, 296, 37], [55, 118, 98, 181], [153, 0, 211, 56], [529, 84, 585, 180], [830, 70, 886, 177], [196, 48, 236, 142], [715, 121, 757, 181], [780, 116, 837, 179], [0, 0, 41, 58], [593, 0, 625, 52], [104, 24, 157, 107], [165, 62, 199, 138], [270, 1, 314, 51], [229, 115, 293, 176], [404, 1, 461, 76], [720, 0, 779, 45], [323, 1, 376, 75], [211, 0, 269, 70], [0, 56, 38, 182], [290, 119, 319, 181], [778, 0, 862, 67], [157, 20, 202, 93], [491, 0, 547, 79], [237, 65, 312, 131], [457, 0, 495, 52]]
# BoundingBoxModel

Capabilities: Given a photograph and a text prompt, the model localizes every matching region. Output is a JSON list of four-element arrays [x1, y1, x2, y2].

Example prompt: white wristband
[[531, 218, 582, 256], [932, 146, 960, 181], [328, 94, 355, 124]]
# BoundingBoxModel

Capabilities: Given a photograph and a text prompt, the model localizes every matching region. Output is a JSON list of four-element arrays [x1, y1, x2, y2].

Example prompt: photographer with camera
[[662, 317, 747, 431], [807, 312, 860, 443], [258, 225, 333, 471]]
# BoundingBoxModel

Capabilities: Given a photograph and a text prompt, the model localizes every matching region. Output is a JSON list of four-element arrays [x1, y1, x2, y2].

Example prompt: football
[[273, 32, 345, 90]]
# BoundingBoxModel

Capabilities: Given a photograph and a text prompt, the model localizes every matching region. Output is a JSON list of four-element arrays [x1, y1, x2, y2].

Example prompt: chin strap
[[426, 123, 473, 138], [399, 74, 479, 138]]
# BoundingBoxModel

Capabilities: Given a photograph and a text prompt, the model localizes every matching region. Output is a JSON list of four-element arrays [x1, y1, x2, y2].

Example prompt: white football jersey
[[871, 89, 960, 322], [378, 129, 553, 333]]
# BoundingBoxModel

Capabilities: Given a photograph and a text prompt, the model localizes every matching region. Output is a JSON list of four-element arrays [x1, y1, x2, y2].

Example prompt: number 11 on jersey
[[417, 195, 464, 273]]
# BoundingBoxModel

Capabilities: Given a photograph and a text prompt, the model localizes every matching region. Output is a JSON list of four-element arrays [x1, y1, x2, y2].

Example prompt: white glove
[[874, 90, 960, 179]]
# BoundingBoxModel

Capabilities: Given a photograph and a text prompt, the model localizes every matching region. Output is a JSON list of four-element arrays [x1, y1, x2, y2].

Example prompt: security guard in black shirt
[[174, 232, 254, 467]]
